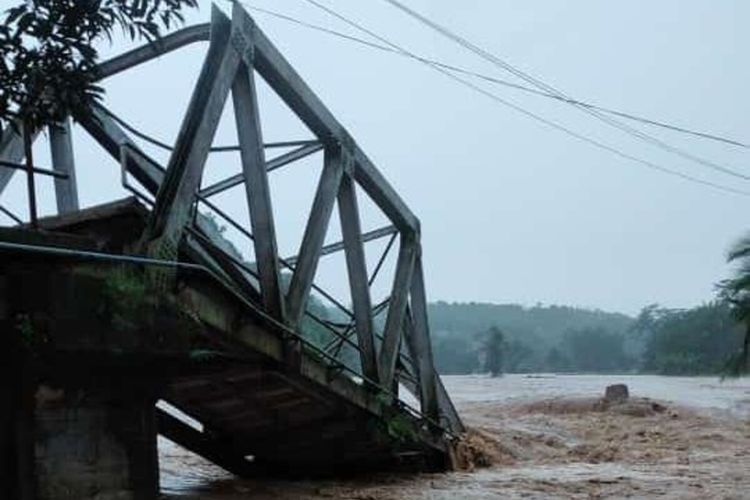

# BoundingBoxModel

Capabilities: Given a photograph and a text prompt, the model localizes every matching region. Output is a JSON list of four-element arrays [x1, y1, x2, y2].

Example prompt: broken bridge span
[[0, 4, 463, 499]]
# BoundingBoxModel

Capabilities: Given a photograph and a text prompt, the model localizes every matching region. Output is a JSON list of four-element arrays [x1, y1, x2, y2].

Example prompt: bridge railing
[[0, 2, 463, 435]]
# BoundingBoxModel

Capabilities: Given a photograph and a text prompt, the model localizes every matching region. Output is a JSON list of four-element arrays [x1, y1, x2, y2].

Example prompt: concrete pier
[[1, 362, 159, 500], [33, 381, 158, 500]]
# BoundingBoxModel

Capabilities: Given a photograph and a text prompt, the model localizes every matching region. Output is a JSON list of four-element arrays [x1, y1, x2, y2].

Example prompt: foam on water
[[160, 374, 750, 496]]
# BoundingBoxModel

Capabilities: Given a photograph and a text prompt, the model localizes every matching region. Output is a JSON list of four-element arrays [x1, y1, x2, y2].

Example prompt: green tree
[[638, 302, 742, 375], [432, 332, 480, 374], [560, 326, 632, 373], [718, 234, 750, 375], [483, 326, 505, 377], [545, 347, 569, 372], [504, 339, 534, 373], [426, 301, 632, 375]]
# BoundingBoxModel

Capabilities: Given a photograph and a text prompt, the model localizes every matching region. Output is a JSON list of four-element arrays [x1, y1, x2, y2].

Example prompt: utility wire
[[242, 3, 750, 151], [293, 0, 750, 196], [378, 0, 750, 181]]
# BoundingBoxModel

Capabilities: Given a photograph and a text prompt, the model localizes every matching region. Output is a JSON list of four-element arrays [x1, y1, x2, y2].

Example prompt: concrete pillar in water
[[34, 381, 159, 500], [1, 371, 160, 500]]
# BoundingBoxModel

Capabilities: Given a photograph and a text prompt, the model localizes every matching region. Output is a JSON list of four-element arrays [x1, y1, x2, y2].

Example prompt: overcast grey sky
[[2, 0, 748, 315]]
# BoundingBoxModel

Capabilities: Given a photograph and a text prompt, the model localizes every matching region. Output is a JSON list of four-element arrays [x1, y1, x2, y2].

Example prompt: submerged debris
[[604, 383, 629, 403], [453, 428, 513, 471]]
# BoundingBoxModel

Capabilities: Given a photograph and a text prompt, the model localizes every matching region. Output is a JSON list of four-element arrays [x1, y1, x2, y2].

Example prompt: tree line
[[431, 232, 750, 377], [431, 301, 744, 377]]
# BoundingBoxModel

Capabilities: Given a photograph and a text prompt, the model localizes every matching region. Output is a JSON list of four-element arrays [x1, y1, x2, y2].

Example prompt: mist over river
[[160, 375, 750, 499]]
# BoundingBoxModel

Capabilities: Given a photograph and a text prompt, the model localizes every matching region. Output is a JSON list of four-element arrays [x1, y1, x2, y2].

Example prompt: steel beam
[[143, 6, 240, 257], [0, 160, 67, 179], [286, 145, 344, 327], [199, 142, 323, 198], [285, 224, 397, 266], [406, 254, 439, 421], [378, 234, 417, 388], [49, 118, 80, 214], [0, 129, 25, 194], [233, 55, 286, 321], [436, 377, 465, 434], [337, 171, 379, 383], [157, 409, 256, 478], [97, 24, 211, 80]]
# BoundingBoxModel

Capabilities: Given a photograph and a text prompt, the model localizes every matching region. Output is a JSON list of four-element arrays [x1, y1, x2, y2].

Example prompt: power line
[[377, 0, 750, 181], [242, 3, 750, 151], [291, 0, 750, 197]]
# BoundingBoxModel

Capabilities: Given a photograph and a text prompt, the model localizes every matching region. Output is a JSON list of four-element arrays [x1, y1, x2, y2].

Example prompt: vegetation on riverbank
[[429, 301, 744, 376]]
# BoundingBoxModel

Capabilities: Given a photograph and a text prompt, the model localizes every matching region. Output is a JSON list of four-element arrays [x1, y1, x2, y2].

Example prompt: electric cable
[[244, 3, 749, 150], [295, 0, 750, 196], [377, 0, 750, 181]]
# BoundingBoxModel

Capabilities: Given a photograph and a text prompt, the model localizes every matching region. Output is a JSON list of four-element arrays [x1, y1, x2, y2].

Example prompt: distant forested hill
[[429, 302, 633, 341], [427, 302, 635, 374]]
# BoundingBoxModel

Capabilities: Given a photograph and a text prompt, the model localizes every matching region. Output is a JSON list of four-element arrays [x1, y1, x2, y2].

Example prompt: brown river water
[[159, 375, 750, 499]]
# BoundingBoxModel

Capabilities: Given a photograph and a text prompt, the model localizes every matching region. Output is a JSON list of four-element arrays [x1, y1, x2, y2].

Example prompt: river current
[[159, 374, 750, 499]]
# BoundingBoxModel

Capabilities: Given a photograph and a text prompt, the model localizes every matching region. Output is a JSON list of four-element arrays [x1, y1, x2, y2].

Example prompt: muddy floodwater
[[160, 375, 750, 499]]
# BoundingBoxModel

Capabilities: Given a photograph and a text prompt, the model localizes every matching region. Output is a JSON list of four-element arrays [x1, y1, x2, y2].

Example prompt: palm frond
[[719, 233, 750, 376], [727, 234, 750, 263]]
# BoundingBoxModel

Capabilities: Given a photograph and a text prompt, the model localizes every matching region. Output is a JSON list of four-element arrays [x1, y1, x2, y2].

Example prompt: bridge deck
[[0, 198, 454, 479]]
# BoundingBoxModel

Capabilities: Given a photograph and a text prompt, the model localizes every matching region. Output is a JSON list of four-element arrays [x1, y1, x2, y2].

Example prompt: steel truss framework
[[0, 3, 462, 434]]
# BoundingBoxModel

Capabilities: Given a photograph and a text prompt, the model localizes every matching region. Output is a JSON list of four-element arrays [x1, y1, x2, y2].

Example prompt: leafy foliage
[[482, 325, 505, 377], [427, 300, 743, 376], [632, 302, 742, 375], [429, 302, 633, 374], [717, 234, 750, 375], [559, 326, 632, 373], [0, 0, 197, 133], [99, 267, 150, 333], [384, 412, 418, 444], [15, 313, 37, 349]]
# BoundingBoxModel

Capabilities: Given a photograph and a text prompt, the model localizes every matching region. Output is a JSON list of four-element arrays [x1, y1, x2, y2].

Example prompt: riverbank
[[161, 374, 750, 499]]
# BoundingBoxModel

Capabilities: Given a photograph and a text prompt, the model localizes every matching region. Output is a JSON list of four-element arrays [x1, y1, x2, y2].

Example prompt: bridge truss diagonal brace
[[0, 129, 25, 194], [142, 5, 241, 258], [199, 142, 323, 199], [233, 59, 286, 322], [286, 144, 345, 328], [405, 251, 439, 421], [378, 233, 417, 389], [337, 167, 379, 383]]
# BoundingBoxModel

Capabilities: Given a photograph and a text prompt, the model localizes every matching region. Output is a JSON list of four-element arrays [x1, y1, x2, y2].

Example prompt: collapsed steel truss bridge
[[0, 4, 462, 497]]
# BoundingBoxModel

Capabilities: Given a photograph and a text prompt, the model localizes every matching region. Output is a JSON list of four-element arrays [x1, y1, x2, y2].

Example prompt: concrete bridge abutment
[[1, 356, 160, 500]]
